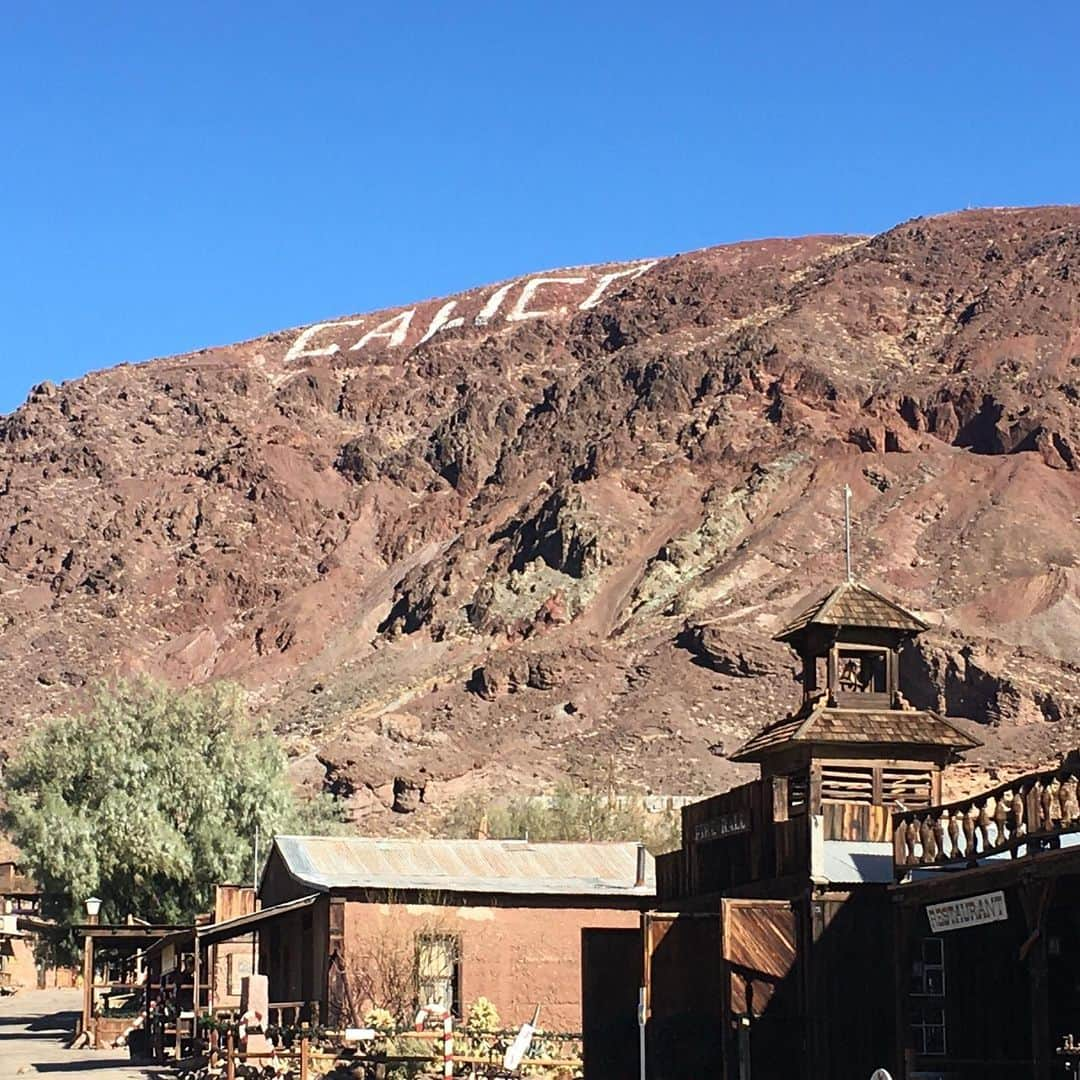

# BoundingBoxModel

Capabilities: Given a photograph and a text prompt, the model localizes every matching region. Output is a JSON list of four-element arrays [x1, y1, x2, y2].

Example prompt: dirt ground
[[0, 988, 165, 1078]]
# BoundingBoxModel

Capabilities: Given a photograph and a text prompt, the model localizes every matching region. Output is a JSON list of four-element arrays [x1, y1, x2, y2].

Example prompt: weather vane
[[844, 484, 853, 583]]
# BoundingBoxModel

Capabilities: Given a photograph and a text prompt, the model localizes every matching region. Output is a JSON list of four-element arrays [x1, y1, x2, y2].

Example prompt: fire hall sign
[[693, 809, 750, 843], [926, 890, 1008, 933], [283, 260, 659, 364]]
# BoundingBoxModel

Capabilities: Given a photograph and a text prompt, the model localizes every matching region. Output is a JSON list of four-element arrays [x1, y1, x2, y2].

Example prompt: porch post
[[1020, 878, 1052, 1080], [81, 933, 94, 1042], [891, 899, 912, 1080]]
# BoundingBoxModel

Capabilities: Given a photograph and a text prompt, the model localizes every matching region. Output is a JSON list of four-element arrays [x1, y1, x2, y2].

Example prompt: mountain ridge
[[3, 206, 1079, 822]]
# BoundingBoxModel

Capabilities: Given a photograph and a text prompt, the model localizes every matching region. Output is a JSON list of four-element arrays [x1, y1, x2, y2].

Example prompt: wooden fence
[[207, 1025, 584, 1078]]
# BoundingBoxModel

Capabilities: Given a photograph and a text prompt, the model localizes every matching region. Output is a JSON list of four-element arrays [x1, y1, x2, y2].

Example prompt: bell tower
[[731, 580, 980, 816], [779, 581, 920, 711]]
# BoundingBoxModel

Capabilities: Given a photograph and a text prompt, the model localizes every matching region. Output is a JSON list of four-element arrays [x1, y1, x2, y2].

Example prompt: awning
[[196, 893, 320, 948], [144, 927, 195, 959]]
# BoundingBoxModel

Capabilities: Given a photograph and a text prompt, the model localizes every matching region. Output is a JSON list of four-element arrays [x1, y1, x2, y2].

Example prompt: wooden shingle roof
[[729, 703, 981, 762], [774, 581, 929, 642]]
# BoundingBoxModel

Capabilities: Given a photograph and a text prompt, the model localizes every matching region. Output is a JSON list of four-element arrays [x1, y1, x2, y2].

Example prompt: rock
[[527, 656, 565, 690], [392, 776, 426, 813], [378, 712, 424, 743], [677, 623, 785, 678], [468, 654, 531, 699]]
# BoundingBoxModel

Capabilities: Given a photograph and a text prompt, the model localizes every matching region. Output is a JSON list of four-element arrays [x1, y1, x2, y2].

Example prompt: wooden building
[[256, 835, 656, 1032], [892, 756, 1080, 1079], [139, 885, 258, 1060], [647, 581, 981, 1079], [1, 860, 43, 992], [73, 919, 186, 1049]]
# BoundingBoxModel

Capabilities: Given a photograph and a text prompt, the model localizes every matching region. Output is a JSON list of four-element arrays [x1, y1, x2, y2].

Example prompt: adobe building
[[0, 858, 77, 992], [645, 580, 981, 1079], [256, 835, 656, 1031]]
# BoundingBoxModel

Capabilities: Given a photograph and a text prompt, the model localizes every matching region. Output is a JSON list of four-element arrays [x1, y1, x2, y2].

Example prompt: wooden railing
[[893, 761, 1080, 877]]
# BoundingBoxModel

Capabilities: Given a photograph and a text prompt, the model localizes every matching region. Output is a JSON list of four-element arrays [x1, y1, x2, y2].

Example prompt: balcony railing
[[893, 759, 1080, 877]]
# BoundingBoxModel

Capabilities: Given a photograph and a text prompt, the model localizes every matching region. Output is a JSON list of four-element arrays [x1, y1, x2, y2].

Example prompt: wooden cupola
[[730, 581, 981, 815], [774, 580, 928, 711]]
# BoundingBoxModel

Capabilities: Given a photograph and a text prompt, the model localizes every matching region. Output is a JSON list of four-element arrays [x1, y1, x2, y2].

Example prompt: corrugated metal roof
[[775, 581, 929, 641], [198, 893, 321, 947], [822, 840, 894, 884], [271, 836, 656, 897]]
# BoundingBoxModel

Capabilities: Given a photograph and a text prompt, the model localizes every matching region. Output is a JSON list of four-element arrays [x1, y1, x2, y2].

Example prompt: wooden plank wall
[[722, 899, 801, 1079], [683, 780, 810, 893], [643, 914, 725, 1080], [807, 892, 897, 1077], [822, 803, 891, 842]]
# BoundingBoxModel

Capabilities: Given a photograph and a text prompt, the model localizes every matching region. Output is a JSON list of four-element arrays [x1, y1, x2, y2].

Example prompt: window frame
[[415, 932, 462, 1019]]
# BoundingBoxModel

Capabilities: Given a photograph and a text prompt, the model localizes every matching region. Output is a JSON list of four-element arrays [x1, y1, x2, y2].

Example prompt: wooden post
[[1020, 879, 1053, 1080], [226, 1030, 236, 1080], [891, 898, 912, 1080], [81, 933, 94, 1043], [300, 1035, 310, 1080], [192, 940, 200, 1059]]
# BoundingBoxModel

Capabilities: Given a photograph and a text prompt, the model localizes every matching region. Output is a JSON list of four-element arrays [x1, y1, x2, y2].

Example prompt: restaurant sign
[[693, 809, 750, 843], [926, 890, 1008, 933]]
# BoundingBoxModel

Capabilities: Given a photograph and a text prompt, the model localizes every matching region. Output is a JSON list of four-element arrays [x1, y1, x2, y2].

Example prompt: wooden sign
[[926, 890, 1008, 933], [693, 809, 750, 843]]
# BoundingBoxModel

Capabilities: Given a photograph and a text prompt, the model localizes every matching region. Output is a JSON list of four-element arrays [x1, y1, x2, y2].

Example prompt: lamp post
[[84, 897, 102, 926], [82, 897, 102, 1043]]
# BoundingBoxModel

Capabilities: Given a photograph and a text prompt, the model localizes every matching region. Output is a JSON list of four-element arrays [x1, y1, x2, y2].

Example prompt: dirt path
[[0, 988, 164, 1079]]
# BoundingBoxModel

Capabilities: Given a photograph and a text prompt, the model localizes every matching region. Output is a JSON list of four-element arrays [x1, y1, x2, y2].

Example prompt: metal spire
[[843, 484, 854, 583]]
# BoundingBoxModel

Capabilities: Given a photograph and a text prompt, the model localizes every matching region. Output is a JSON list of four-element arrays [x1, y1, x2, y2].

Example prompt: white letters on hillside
[[349, 309, 415, 351], [473, 282, 516, 327], [284, 259, 659, 361], [418, 301, 465, 343], [507, 277, 587, 321], [283, 318, 367, 363], [579, 261, 657, 309]]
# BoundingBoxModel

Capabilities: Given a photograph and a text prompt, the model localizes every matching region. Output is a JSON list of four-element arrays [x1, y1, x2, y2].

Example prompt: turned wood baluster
[[933, 815, 946, 862], [1061, 775, 1080, 825], [1041, 781, 1055, 832], [1011, 788, 1025, 839], [906, 818, 920, 865], [948, 811, 962, 859], [963, 805, 978, 858], [1027, 782, 1043, 834], [993, 794, 1008, 847], [977, 800, 992, 851], [919, 816, 935, 863], [894, 820, 909, 869]]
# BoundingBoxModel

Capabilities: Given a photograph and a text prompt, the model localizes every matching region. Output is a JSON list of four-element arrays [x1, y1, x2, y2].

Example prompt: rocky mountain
[[2, 206, 1079, 822]]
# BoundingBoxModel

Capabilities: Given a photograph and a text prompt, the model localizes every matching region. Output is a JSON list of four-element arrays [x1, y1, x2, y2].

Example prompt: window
[[910, 938, 946, 1056], [883, 767, 933, 809], [416, 934, 461, 1017], [820, 764, 934, 808], [822, 764, 874, 804], [787, 773, 809, 815], [837, 648, 887, 694], [227, 951, 254, 997], [911, 1006, 946, 1055], [910, 937, 945, 996]]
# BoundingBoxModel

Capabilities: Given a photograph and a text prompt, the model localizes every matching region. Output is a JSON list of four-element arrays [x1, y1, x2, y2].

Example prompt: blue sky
[[2, 2, 1078, 413]]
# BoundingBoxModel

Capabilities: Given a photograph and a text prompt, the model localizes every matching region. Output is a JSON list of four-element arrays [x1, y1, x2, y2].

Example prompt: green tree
[[2, 678, 340, 950]]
